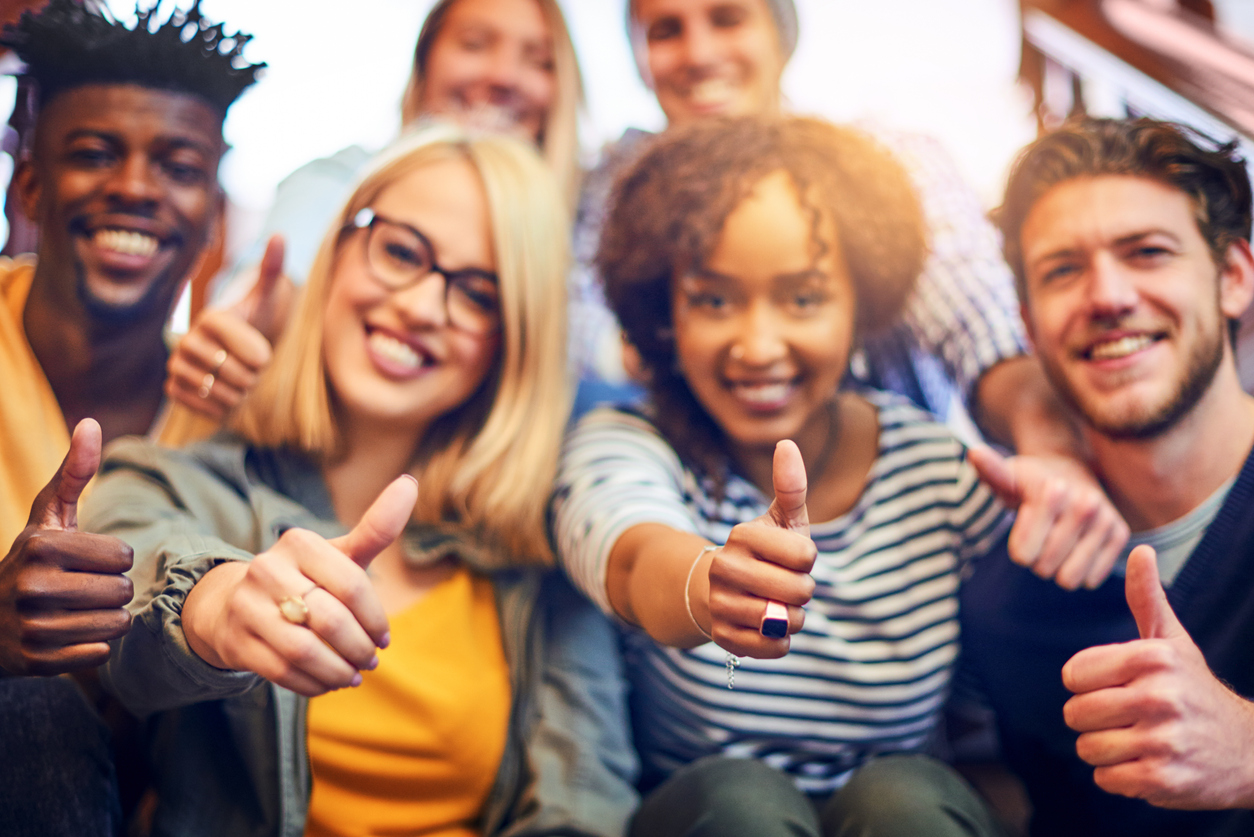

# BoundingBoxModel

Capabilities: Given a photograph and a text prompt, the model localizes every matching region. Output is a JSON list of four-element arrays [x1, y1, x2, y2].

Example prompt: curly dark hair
[[998, 117, 1251, 302], [3, 0, 265, 117], [598, 115, 926, 481]]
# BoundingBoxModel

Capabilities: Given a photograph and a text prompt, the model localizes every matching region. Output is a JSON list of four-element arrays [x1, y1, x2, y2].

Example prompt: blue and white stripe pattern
[[848, 126, 1028, 419], [553, 391, 1009, 794]]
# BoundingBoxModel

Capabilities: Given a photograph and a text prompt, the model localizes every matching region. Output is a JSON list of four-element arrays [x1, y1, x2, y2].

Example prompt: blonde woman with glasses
[[85, 125, 636, 837]]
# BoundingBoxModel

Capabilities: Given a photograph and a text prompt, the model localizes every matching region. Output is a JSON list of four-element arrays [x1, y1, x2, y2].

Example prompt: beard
[[1041, 315, 1226, 441]]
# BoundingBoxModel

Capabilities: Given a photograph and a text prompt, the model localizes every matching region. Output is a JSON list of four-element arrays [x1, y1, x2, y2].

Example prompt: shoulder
[[864, 389, 966, 453], [565, 405, 674, 455], [281, 144, 372, 183]]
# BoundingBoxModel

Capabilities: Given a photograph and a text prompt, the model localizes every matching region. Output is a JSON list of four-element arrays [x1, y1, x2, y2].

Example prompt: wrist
[[183, 561, 247, 670], [684, 545, 717, 642]]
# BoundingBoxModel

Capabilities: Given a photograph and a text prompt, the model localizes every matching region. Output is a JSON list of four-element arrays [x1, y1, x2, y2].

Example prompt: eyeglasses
[[346, 207, 502, 335]]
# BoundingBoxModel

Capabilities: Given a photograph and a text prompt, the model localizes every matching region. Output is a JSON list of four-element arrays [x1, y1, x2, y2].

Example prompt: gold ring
[[197, 373, 215, 399], [277, 594, 310, 625], [210, 348, 228, 374]]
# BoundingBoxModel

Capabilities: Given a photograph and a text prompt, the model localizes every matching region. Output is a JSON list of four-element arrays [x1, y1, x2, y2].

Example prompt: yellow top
[[0, 258, 70, 547], [304, 566, 512, 837]]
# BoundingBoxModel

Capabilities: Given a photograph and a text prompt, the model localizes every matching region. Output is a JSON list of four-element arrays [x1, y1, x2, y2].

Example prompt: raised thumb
[[968, 445, 1022, 506], [235, 234, 288, 341], [768, 439, 809, 535], [1125, 544, 1186, 641], [330, 475, 418, 569], [29, 418, 102, 531]]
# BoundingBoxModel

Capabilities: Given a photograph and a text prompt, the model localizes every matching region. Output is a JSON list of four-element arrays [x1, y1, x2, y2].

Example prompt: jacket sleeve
[[82, 438, 264, 717], [503, 572, 639, 837]]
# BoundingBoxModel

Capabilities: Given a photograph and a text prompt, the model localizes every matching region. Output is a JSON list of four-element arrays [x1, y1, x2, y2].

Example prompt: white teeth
[[689, 78, 735, 107], [732, 382, 791, 405], [1089, 334, 1154, 360], [369, 331, 422, 370], [93, 228, 158, 258]]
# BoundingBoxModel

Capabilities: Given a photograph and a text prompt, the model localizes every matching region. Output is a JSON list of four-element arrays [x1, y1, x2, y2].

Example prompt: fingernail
[[379, 632, 391, 649], [368, 655, 379, 670], [350, 673, 363, 687], [400, 474, 418, 487]]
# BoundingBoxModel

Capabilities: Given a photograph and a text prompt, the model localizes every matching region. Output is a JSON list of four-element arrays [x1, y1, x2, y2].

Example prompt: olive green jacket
[[86, 436, 638, 837]]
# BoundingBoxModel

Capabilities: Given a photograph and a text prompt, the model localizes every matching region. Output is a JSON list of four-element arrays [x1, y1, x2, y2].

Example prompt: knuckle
[[288, 635, 323, 668]]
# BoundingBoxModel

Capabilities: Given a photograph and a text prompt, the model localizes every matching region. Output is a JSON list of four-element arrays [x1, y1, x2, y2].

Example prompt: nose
[[731, 302, 789, 366], [391, 272, 450, 329], [484, 45, 523, 93], [104, 152, 160, 212], [1086, 252, 1139, 316], [679, 21, 719, 70]]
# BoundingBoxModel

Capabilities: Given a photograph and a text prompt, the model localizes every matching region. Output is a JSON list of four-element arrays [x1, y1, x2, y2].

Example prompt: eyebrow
[[61, 127, 218, 155], [688, 266, 827, 283], [1028, 228, 1183, 266]]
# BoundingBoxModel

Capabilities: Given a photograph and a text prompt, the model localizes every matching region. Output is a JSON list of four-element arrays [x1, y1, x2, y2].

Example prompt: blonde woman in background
[[163, 0, 584, 430], [86, 126, 636, 837]]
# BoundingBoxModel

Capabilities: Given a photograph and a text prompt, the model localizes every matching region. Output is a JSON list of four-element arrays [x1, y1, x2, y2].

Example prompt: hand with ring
[[180, 475, 418, 697], [166, 235, 293, 420], [703, 440, 816, 659]]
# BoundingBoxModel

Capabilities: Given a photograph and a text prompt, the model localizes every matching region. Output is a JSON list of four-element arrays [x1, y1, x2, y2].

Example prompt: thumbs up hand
[[166, 235, 294, 419], [181, 475, 418, 697], [1061, 545, 1254, 809], [0, 419, 135, 675], [702, 441, 817, 659]]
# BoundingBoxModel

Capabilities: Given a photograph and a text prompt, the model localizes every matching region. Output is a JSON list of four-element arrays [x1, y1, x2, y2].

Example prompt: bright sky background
[[5, 0, 1254, 246], [99, 0, 1041, 214]]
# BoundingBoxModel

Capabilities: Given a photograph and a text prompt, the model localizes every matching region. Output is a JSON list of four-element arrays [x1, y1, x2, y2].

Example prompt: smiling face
[[1020, 174, 1250, 439], [672, 169, 853, 459], [322, 155, 501, 442], [634, 0, 784, 124], [420, 0, 556, 144], [19, 84, 224, 325]]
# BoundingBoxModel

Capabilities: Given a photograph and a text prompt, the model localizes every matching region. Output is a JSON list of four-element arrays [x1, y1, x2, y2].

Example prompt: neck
[[323, 418, 424, 526], [1086, 362, 1254, 531], [22, 272, 169, 445]]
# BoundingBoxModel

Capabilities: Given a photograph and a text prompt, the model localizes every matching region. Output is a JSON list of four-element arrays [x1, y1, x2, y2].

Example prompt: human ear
[[1217, 239, 1254, 320], [1019, 300, 1038, 352], [13, 157, 40, 224]]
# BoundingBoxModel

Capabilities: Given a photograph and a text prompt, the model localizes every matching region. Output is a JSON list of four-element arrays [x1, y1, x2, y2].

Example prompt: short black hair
[[998, 117, 1252, 300], [3, 0, 265, 118]]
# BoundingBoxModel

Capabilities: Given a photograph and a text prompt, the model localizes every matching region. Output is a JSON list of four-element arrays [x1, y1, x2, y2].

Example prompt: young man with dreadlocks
[[0, 2, 262, 832]]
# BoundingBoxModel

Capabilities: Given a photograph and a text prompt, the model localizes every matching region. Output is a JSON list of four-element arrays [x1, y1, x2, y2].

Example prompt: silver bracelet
[[684, 545, 718, 641]]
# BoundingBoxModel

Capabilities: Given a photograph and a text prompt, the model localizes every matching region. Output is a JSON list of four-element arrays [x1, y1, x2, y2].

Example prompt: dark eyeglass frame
[[345, 207, 502, 335]]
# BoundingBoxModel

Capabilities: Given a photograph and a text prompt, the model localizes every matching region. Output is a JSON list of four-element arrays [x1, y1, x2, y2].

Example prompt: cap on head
[[2, 0, 265, 117]]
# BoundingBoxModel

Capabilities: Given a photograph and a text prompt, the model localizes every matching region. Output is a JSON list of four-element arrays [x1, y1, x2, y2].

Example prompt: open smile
[[1080, 331, 1166, 361], [726, 377, 798, 411], [366, 326, 437, 379]]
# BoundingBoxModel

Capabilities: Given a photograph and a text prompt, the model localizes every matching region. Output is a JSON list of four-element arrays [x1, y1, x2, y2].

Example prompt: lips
[[366, 327, 435, 379], [687, 77, 738, 109], [1082, 332, 1163, 361], [92, 228, 159, 258], [727, 378, 797, 411]]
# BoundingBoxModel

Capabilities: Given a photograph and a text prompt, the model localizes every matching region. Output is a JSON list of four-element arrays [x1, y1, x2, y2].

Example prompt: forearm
[[975, 355, 1081, 456], [606, 523, 713, 648]]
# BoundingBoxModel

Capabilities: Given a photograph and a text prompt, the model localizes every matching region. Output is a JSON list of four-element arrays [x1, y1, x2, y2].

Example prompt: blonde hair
[[233, 124, 572, 565], [399, 0, 583, 208]]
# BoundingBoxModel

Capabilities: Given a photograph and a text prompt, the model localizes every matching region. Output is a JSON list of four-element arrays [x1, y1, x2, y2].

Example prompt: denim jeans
[[0, 675, 121, 837], [630, 754, 1007, 837]]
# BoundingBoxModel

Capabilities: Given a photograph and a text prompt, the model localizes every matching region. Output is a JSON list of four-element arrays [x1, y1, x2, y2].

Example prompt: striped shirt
[[553, 391, 1010, 793]]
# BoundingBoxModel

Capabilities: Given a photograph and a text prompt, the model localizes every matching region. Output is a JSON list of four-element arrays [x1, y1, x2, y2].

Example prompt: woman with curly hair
[[553, 115, 1012, 836]]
